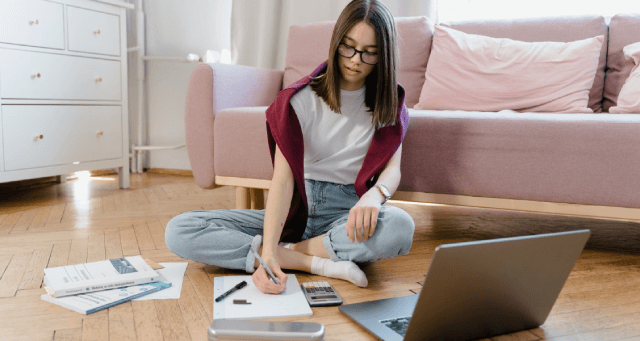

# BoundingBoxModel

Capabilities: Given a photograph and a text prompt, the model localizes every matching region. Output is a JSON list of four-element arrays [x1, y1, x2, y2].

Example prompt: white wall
[[128, 0, 232, 171]]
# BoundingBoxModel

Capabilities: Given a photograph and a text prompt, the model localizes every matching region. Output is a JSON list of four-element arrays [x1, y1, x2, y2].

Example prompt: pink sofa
[[184, 14, 640, 217]]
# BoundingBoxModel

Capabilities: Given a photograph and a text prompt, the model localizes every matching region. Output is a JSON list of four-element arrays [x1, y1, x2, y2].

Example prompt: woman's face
[[338, 21, 378, 91]]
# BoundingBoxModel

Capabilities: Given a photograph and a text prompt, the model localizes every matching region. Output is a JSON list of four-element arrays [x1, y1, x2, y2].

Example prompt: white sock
[[310, 256, 368, 287]]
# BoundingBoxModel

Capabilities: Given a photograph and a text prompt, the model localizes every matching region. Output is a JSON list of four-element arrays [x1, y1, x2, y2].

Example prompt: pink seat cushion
[[400, 109, 640, 208], [283, 16, 434, 109], [604, 14, 640, 112], [440, 15, 608, 113], [211, 106, 640, 208]]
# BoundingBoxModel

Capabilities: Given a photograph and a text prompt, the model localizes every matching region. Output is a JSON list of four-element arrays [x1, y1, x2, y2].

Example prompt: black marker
[[215, 280, 248, 302]]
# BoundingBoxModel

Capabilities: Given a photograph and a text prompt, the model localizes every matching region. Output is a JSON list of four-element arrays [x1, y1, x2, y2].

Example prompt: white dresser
[[0, 0, 133, 188]]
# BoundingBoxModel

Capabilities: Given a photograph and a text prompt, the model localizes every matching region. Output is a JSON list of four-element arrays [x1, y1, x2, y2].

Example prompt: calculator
[[300, 281, 343, 307]]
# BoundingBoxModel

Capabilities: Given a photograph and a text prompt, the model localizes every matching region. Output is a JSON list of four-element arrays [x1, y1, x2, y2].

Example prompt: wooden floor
[[1, 172, 640, 341]]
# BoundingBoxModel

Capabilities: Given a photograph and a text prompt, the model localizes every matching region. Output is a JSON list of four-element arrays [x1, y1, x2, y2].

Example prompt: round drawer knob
[[96, 77, 102, 82], [32, 73, 41, 79], [97, 131, 104, 136], [37, 134, 44, 140], [29, 20, 39, 25], [94, 29, 101, 35]]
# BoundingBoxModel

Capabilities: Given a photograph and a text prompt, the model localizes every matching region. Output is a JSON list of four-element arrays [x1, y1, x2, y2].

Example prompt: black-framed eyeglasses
[[337, 43, 378, 65]]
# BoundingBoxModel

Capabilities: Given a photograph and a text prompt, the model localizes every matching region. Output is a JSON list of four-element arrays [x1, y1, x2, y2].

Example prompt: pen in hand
[[215, 280, 247, 302], [250, 246, 281, 285]]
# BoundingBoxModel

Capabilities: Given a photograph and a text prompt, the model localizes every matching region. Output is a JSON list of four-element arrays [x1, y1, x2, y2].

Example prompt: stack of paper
[[41, 282, 172, 315], [43, 256, 160, 297], [41, 256, 179, 315]]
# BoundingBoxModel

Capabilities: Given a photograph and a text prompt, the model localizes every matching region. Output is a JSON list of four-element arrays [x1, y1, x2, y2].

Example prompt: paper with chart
[[213, 274, 312, 320]]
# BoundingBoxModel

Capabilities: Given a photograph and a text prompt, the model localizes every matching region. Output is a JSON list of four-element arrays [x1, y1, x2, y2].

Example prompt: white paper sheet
[[133, 262, 188, 301], [213, 274, 313, 320]]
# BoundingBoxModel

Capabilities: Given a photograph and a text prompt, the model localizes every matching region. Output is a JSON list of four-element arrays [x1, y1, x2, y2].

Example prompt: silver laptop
[[339, 229, 590, 341]]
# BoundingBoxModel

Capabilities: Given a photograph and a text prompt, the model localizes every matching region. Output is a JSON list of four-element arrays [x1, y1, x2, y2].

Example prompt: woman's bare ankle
[[289, 241, 313, 256]]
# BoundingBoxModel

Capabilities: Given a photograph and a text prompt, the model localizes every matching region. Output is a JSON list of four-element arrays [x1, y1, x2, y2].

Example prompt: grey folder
[[339, 229, 590, 341]]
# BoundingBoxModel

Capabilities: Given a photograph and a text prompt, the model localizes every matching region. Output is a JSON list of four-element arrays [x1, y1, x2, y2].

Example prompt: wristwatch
[[376, 184, 391, 205]]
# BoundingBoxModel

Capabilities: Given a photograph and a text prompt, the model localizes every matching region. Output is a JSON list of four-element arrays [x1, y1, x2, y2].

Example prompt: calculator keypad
[[301, 281, 343, 306]]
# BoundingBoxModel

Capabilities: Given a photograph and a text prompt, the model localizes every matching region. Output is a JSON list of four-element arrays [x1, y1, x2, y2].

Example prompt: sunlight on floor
[[390, 200, 444, 207], [68, 171, 116, 182], [70, 171, 111, 228]]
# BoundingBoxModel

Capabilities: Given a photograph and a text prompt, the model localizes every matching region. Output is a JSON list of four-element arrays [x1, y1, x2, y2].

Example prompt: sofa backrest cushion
[[609, 42, 640, 113], [283, 16, 434, 109], [604, 14, 640, 112], [442, 15, 608, 113], [415, 25, 604, 113]]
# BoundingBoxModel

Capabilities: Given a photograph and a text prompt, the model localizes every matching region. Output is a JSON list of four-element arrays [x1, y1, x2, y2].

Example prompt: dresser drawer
[[0, 0, 64, 50], [0, 49, 121, 100], [68, 6, 120, 56], [2, 105, 122, 171]]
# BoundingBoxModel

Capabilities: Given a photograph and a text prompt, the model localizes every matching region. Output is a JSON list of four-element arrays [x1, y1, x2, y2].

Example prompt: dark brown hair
[[309, 0, 398, 129]]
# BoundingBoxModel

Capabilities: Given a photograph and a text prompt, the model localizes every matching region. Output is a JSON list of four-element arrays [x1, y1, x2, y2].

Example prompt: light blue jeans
[[165, 179, 415, 273]]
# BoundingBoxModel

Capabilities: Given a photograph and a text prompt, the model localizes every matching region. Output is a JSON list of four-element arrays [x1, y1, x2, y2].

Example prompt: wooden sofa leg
[[236, 187, 251, 209], [250, 189, 265, 210]]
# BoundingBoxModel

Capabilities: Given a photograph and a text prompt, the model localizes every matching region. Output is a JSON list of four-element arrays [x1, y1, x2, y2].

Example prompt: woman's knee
[[379, 206, 415, 255], [164, 212, 202, 257]]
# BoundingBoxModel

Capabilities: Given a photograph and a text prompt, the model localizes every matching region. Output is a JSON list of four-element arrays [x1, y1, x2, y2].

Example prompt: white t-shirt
[[290, 85, 375, 184]]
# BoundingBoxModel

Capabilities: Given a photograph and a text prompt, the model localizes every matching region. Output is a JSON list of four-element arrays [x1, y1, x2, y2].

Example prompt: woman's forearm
[[374, 166, 400, 196], [365, 144, 403, 202], [262, 176, 295, 257], [262, 145, 295, 257]]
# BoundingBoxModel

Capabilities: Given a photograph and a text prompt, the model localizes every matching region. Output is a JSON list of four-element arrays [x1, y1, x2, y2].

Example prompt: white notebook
[[42, 282, 171, 315], [213, 274, 312, 320], [43, 256, 159, 298]]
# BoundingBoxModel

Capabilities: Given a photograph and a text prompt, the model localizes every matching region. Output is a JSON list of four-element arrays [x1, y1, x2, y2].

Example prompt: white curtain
[[231, 0, 438, 70]]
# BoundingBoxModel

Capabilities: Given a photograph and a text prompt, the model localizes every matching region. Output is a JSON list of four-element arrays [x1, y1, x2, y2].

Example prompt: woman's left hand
[[345, 191, 383, 243]]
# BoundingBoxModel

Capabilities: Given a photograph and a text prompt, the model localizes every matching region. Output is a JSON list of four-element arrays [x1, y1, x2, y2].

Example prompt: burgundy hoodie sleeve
[[265, 98, 308, 243], [263, 61, 329, 242]]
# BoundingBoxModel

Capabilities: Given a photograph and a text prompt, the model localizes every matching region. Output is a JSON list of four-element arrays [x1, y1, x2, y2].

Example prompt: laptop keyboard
[[380, 316, 412, 336]]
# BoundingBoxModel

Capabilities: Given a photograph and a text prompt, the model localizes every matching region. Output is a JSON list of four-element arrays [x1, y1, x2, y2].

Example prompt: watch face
[[378, 185, 390, 198]]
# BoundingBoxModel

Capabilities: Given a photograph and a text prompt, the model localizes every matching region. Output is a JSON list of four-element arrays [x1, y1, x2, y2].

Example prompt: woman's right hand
[[252, 256, 288, 294]]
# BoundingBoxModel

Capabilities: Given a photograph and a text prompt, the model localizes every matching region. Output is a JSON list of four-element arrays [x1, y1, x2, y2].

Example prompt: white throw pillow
[[609, 42, 640, 113], [414, 25, 604, 113]]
